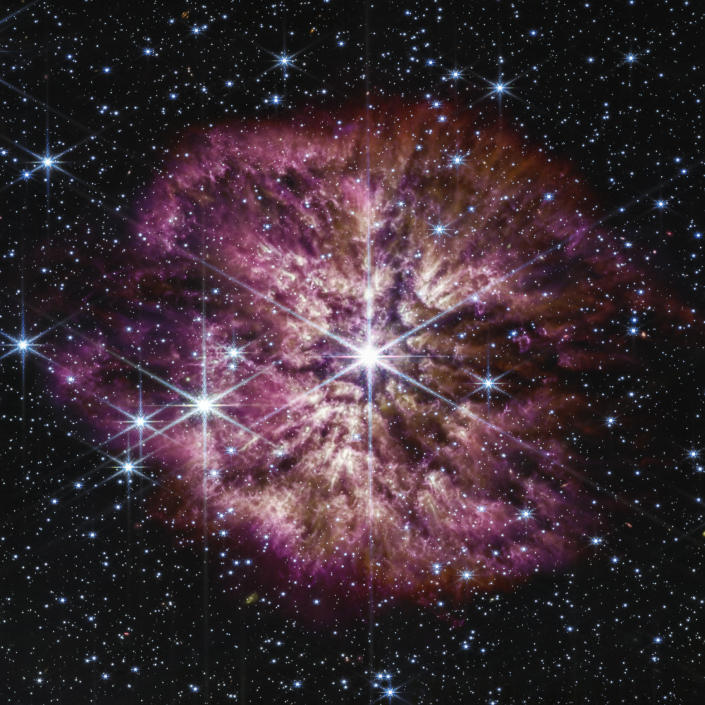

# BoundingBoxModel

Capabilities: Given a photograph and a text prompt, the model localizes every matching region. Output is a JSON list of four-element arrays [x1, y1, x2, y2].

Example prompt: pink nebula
[[54, 103, 652, 606]]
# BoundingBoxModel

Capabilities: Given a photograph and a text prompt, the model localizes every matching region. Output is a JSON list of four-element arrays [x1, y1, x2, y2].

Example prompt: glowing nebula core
[[56, 104, 650, 606]]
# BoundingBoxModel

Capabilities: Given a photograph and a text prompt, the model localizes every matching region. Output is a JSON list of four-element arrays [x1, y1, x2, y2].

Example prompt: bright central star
[[196, 396, 213, 415], [357, 344, 380, 368]]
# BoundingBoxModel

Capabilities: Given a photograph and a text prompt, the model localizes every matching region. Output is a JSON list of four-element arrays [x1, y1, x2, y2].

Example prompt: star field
[[1, 1, 704, 704]]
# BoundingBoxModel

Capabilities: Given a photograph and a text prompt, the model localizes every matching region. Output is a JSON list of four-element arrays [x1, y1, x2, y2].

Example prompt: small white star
[[431, 222, 448, 236]]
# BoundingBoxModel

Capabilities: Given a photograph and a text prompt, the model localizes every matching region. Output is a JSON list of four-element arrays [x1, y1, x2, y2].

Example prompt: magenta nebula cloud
[[54, 103, 662, 609]]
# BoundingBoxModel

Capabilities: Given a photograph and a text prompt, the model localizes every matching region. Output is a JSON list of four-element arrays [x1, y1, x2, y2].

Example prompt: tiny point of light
[[432, 222, 447, 236]]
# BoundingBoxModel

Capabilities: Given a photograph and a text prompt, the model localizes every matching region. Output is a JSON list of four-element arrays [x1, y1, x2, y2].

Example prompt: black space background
[[1, 1, 704, 703]]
